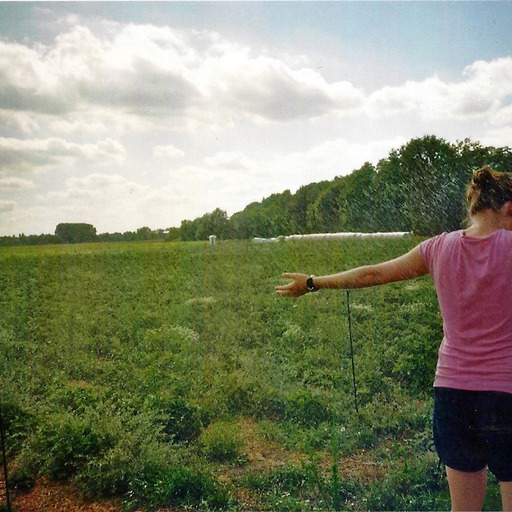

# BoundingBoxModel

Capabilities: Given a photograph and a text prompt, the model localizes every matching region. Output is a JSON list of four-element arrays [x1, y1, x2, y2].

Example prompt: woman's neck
[[465, 208, 510, 238]]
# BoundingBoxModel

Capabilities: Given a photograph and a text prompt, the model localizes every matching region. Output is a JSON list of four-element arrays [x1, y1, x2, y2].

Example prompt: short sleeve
[[419, 236, 436, 273]]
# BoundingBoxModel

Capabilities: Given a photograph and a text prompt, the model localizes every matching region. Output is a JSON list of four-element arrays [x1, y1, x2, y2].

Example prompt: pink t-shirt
[[419, 229, 512, 394]]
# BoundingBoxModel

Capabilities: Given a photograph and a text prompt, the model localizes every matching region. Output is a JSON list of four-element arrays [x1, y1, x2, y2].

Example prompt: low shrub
[[364, 456, 448, 511], [151, 395, 204, 443], [253, 389, 287, 421], [240, 462, 359, 511], [8, 465, 36, 491], [199, 422, 244, 463], [284, 390, 333, 427], [16, 400, 179, 499], [223, 376, 263, 415], [31, 413, 116, 479], [124, 463, 231, 511], [0, 395, 35, 455], [50, 382, 105, 414]]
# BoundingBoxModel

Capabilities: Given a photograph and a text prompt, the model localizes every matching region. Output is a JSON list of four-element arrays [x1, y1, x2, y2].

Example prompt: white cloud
[[0, 110, 39, 134], [204, 151, 254, 171], [366, 57, 512, 122], [479, 126, 512, 148], [201, 45, 363, 122], [0, 177, 36, 190], [153, 144, 185, 158], [0, 24, 202, 130], [2, 20, 510, 138], [62, 173, 142, 196], [490, 104, 512, 127], [0, 200, 16, 213], [0, 23, 364, 134], [255, 135, 407, 200], [50, 118, 110, 135], [42, 173, 152, 233], [0, 137, 126, 173]]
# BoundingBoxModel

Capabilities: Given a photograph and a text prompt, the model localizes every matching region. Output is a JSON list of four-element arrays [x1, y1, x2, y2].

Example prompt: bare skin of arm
[[275, 245, 428, 297]]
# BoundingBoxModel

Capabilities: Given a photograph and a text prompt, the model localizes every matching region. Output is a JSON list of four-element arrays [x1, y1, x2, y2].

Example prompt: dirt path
[[0, 478, 121, 511]]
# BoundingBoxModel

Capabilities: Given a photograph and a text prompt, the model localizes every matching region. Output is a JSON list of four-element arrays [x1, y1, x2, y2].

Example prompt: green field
[[0, 239, 503, 511]]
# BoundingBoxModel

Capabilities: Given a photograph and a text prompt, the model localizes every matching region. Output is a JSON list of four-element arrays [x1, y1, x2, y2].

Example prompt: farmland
[[0, 238, 503, 510]]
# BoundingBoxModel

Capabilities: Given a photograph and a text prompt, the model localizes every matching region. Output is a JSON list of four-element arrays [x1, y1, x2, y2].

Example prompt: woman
[[275, 166, 512, 511]]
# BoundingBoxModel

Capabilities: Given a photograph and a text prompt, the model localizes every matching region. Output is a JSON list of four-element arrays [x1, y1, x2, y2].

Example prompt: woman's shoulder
[[495, 228, 512, 244], [422, 230, 462, 247], [498, 228, 512, 237], [419, 230, 462, 268]]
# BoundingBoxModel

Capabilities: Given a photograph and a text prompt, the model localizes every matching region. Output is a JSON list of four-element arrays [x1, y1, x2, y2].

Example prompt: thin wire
[[346, 290, 359, 414], [0, 405, 11, 512]]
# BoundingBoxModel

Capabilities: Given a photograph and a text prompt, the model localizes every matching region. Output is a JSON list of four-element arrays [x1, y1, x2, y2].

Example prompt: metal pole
[[0, 405, 11, 512], [346, 290, 359, 414]]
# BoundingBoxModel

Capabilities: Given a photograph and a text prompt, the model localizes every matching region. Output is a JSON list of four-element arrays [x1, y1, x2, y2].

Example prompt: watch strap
[[307, 276, 318, 292]]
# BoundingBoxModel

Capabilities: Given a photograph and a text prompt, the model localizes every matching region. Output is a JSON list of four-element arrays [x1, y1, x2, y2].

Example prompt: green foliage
[[284, 390, 333, 427], [364, 457, 447, 511], [241, 462, 360, 511], [186, 136, 512, 240], [241, 463, 321, 510], [124, 463, 231, 511], [339, 162, 378, 232], [16, 396, 196, 501], [151, 395, 204, 443], [9, 464, 36, 492], [180, 208, 232, 241], [0, 237, 449, 509], [30, 412, 116, 480], [199, 422, 244, 462], [55, 223, 97, 244], [0, 395, 35, 455]]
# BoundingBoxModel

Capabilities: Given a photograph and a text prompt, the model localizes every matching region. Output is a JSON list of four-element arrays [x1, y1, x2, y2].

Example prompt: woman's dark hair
[[466, 166, 512, 215]]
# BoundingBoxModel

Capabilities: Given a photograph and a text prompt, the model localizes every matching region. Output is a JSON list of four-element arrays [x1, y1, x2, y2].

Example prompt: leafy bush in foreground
[[199, 421, 244, 462], [0, 395, 35, 455], [124, 464, 231, 511], [151, 395, 205, 443]]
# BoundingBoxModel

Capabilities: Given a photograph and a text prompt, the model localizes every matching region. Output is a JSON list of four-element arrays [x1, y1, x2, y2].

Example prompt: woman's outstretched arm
[[275, 245, 428, 297]]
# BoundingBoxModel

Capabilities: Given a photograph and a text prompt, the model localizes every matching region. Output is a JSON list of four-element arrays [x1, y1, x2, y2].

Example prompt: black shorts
[[433, 387, 512, 482]]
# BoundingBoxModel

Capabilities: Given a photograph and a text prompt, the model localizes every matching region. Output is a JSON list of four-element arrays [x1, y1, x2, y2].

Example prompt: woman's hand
[[275, 273, 309, 297]]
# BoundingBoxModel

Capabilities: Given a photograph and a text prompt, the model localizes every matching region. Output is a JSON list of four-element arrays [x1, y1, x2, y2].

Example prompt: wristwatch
[[307, 275, 319, 293]]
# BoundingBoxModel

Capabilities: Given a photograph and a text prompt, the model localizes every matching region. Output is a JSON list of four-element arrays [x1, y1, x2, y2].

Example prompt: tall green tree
[[286, 182, 331, 234], [396, 136, 460, 235], [339, 162, 377, 232], [55, 223, 97, 244], [373, 150, 412, 232], [308, 179, 345, 233]]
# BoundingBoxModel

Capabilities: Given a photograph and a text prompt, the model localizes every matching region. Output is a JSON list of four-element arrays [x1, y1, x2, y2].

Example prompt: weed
[[124, 463, 231, 511], [151, 395, 204, 443], [200, 422, 244, 463]]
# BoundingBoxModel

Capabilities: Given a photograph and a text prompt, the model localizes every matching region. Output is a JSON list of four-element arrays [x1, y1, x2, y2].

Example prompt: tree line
[[0, 224, 169, 247], [1, 135, 511, 247], [172, 135, 512, 240]]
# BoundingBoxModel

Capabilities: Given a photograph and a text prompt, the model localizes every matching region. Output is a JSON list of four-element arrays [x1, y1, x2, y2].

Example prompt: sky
[[1, 1, 512, 237]]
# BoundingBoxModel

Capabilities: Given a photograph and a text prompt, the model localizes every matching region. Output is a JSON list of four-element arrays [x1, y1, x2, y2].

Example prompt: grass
[[0, 237, 501, 510]]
